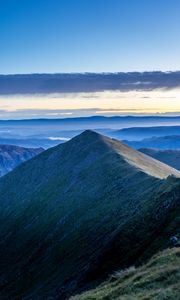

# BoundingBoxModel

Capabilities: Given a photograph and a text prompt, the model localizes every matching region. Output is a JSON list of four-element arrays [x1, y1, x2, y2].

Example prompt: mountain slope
[[71, 247, 180, 300], [140, 148, 180, 170], [99, 136, 180, 179], [0, 131, 179, 299], [0, 144, 43, 176]]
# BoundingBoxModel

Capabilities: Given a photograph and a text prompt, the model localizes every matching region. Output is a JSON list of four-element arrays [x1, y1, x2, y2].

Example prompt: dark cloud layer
[[0, 72, 180, 95]]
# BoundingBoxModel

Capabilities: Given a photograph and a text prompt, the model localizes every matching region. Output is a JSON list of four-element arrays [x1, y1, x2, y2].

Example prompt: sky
[[0, 0, 180, 74], [0, 89, 180, 119], [0, 0, 180, 119]]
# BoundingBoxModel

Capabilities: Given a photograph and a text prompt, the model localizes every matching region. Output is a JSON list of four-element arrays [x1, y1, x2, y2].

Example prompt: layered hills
[[0, 144, 43, 176], [140, 148, 180, 170], [0, 130, 179, 299], [126, 135, 180, 150], [110, 125, 180, 141]]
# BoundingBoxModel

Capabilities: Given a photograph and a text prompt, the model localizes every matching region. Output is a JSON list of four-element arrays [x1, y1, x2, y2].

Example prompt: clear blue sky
[[0, 0, 180, 74]]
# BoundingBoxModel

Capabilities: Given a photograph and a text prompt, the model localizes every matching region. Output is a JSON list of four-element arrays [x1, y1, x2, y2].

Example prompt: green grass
[[0, 131, 179, 299], [71, 247, 180, 300]]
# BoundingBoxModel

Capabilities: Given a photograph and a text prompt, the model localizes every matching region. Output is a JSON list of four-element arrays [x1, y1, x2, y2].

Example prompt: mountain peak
[[67, 130, 180, 179], [64, 129, 109, 149], [0, 130, 180, 299], [75, 129, 103, 140]]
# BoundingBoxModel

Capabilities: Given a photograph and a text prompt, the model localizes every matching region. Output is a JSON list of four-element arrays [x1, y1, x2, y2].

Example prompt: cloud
[[0, 88, 180, 119]]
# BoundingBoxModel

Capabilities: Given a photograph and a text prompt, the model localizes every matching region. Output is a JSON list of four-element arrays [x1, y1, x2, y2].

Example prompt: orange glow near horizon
[[0, 89, 180, 118]]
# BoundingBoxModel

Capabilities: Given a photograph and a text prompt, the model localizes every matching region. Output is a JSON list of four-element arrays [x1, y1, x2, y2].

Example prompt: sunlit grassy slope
[[71, 247, 180, 300], [140, 148, 180, 171]]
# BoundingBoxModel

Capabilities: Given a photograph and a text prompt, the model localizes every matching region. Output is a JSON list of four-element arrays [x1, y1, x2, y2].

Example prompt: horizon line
[[0, 115, 180, 122], [1, 70, 180, 76]]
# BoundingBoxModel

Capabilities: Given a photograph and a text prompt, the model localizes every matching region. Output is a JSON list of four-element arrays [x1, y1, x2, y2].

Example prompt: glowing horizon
[[0, 88, 180, 119]]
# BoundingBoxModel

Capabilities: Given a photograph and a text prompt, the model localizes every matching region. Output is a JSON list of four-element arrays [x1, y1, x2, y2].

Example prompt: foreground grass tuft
[[71, 247, 180, 300]]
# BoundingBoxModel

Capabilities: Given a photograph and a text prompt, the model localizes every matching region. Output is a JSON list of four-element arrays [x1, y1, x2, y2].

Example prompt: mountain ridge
[[0, 144, 43, 176], [82, 131, 180, 179], [52, 129, 180, 179], [0, 130, 179, 299], [139, 148, 180, 170]]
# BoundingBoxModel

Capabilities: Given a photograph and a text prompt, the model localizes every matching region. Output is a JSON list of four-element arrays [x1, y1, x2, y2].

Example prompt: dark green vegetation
[[0, 131, 179, 299], [71, 247, 180, 300], [0, 144, 43, 176], [140, 148, 180, 171]]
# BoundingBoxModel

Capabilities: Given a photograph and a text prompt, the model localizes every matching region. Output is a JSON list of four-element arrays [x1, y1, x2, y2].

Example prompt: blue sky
[[0, 0, 180, 74]]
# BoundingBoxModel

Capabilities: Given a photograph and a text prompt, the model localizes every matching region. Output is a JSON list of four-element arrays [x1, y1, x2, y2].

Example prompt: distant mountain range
[[110, 125, 180, 140], [0, 131, 179, 299], [109, 125, 180, 151], [125, 135, 180, 150], [0, 137, 60, 149], [1, 116, 180, 128], [0, 71, 180, 94], [140, 148, 180, 170], [0, 145, 43, 176], [0, 117, 180, 149]]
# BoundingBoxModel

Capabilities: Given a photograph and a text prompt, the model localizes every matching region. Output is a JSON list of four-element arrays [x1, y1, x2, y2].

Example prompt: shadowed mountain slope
[[0, 144, 44, 176], [0, 131, 179, 299], [140, 148, 180, 171]]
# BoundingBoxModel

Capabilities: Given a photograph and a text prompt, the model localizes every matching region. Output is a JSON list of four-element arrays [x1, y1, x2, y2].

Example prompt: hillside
[[0, 131, 179, 299], [99, 136, 180, 179], [140, 148, 180, 170], [0, 144, 43, 176], [71, 247, 180, 300]]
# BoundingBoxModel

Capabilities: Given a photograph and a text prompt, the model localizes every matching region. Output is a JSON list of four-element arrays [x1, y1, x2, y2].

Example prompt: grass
[[71, 247, 180, 300], [0, 131, 179, 298]]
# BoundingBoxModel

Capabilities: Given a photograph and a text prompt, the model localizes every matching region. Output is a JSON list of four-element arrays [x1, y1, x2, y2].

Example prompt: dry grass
[[71, 247, 180, 300]]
